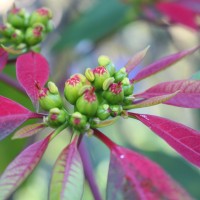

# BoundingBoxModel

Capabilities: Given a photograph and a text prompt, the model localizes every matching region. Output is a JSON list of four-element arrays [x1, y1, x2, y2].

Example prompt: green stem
[[50, 122, 69, 141]]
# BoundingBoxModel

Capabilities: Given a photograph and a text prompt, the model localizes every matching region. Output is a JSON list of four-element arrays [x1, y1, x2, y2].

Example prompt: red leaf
[[0, 96, 43, 140], [129, 112, 200, 168], [135, 80, 200, 108], [16, 52, 49, 107], [0, 48, 8, 72], [156, 2, 198, 29], [133, 46, 200, 82], [0, 134, 51, 200], [49, 136, 84, 200], [107, 145, 193, 200]]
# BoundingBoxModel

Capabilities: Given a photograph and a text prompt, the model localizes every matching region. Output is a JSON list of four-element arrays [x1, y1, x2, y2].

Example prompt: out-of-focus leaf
[[49, 136, 84, 200], [191, 71, 200, 80], [124, 91, 179, 109], [129, 112, 200, 168], [125, 46, 150, 73], [156, 2, 198, 29], [0, 48, 8, 72], [0, 134, 51, 200], [54, 0, 130, 51], [135, 80, 200, 108], [1, 44, 24, 55], [12, 123, 46, 139], [107, 145, 192, 200], [133, 46, 200, 82], [16, 52, 49, 108], [0, 96, 43, 141]]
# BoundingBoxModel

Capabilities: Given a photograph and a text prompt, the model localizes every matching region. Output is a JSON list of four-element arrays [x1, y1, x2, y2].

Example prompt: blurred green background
[[0, 0, 200, 199]]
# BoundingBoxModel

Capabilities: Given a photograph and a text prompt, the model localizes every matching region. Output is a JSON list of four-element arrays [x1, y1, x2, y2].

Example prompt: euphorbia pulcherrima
[[0, 45, 200, 200]]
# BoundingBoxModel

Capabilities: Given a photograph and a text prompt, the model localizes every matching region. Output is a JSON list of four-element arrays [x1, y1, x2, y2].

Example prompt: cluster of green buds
[[0, 6, 53, 52], [38, 56, 134, 134]]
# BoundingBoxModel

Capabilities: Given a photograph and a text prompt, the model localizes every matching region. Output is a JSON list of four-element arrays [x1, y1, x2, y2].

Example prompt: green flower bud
[[122, 78, 134, 96], [29, 7, 52, 26], [64, 74, 88, 105], [46, 20, 54, 33], [103, 82, 124, 104], [105, 62, 116, 77], [92, 66, 110, 90], [38, 83, 62, 111], [0, 23, 15, 37], [96, 104, 110, 120], [76, 88, 99, 117], [98, 55, 111, 66], [110, 105, 123, 117], [114, 67, 128, 82], [85, 68, 94, 82], [25, 23, 45, 46], [11, 29, 24, 44], [47, 108, 68, 128], [69, 112, 88, 132], [7, 8, 27, 28]]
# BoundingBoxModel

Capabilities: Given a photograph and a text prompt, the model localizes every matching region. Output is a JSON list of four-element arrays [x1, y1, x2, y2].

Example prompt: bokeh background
[[0, 0, 200, 199]]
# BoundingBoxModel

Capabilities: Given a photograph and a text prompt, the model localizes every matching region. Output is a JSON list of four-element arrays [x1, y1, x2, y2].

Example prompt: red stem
[[93, 129, 116, 150]]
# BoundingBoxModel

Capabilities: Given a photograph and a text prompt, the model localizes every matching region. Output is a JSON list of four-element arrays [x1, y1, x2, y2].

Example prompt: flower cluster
[[0, 7, 53, 52]]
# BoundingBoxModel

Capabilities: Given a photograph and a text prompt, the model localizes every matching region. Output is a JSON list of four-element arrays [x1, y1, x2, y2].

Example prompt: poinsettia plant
[[0, 42, 200, 200]]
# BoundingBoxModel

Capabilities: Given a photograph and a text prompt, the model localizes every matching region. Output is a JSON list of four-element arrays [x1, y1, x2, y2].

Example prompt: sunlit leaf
[[16, 52, 49, 107], [135, 80, 200, 108], [123, 91, 179, 109], [0, 134, 51, 200], [0, 96, 43, 140], [0, 48, 8, 72], [133, 46, 200, 82], [12, 123, 46, 139], [156, 2, 198, 29], [49, 136, 84, 200], [125, 46, 150, 73], [107, 145, 193, 200], [129, 113, 200, 168]]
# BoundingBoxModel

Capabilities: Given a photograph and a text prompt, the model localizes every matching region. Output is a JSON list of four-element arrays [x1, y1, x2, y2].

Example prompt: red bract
[[16, 52, 49, 108]]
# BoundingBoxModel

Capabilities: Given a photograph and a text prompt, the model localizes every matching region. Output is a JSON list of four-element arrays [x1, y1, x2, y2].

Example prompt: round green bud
[[47, 108, 68, 128], [105, 62, 116, 76], [64, 74, 88, 105], [110, 105, 123, 117], [121, 77, 134, 96], [114, 67, 128, 82], [46, 20, 54, 33], [76, 88, 99, 117], [11, 29, 24, 44], [29, 7, 52, 26], [92, 66, 110, 90], [25, 23, 45, 46], [0, 23, 15, 37], [98, 55, 111, 66], [7, 8, 27, 28], [38, 87, 63, 111], [103, 83, 124, 104], [69, 112, 88, 132], [96, 104, 110, 120]]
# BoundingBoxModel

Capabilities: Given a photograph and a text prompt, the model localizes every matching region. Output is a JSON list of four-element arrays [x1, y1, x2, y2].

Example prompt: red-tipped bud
[[92, 66, 110, 90], [103, 82, 124, 104], [7, 8, 27, 28], [38, 82, 63, 111], [47, 108, 69, 128], [29, 7, 52, 26], [76, 87, 99, 117], [69, 112, 88, 132], [64, 74, 88, 105], [25, 23, 45, 46], [10, 29, 24, 44], [0, 23, 15, 37]]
